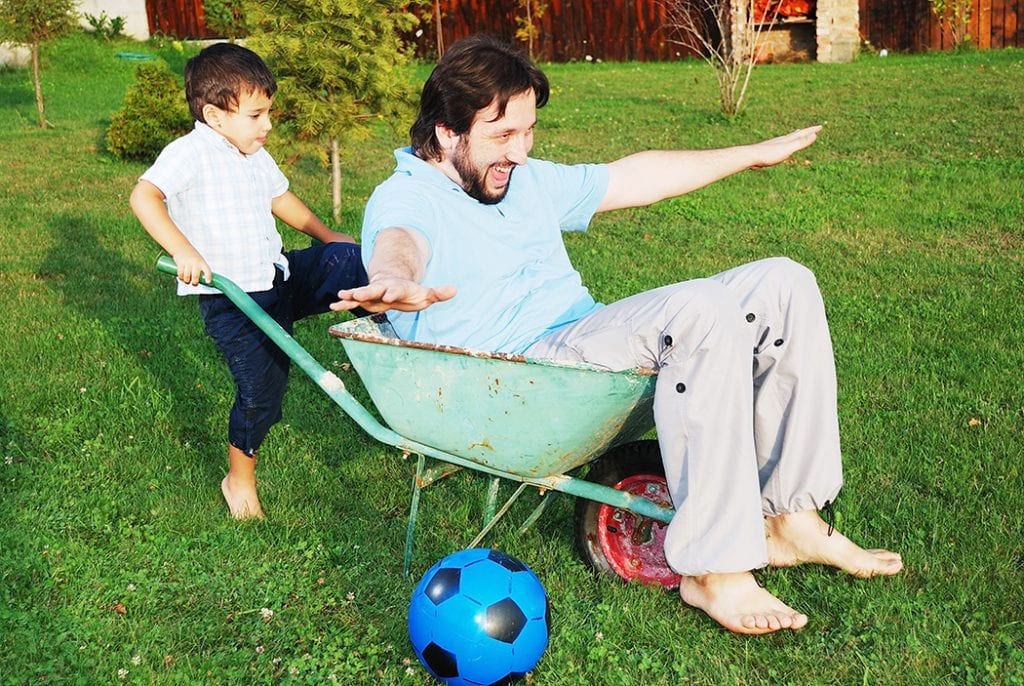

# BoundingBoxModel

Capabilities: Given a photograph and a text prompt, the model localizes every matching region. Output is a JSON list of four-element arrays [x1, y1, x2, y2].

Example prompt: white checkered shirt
[[140, 122, 291, 295]]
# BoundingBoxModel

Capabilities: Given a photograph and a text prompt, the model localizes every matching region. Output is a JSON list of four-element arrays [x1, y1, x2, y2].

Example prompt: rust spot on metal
[[468, 439, 495, 451]]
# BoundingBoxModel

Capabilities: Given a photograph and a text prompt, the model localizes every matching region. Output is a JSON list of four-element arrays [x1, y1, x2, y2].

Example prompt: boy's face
[[204, 89, 274, 155]]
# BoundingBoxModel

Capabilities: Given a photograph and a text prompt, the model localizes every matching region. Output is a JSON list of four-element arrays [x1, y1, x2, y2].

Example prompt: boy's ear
[[202, 103, 223, 128]]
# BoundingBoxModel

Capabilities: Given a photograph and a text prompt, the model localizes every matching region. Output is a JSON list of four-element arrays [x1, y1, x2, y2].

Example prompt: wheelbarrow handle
[[156, 254, 320, 371], [154, 254, 398, 443]]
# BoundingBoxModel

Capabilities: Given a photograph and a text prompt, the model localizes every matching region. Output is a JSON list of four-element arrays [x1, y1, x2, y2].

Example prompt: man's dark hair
[[410, 34, 550, 161], [184, 43, 277, 123]]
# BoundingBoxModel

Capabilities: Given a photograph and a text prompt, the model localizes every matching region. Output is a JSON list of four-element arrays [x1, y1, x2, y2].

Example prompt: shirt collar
[[394, 147, 462, 192], [194, 120, 247, 155], [393, 147, 525, 217]]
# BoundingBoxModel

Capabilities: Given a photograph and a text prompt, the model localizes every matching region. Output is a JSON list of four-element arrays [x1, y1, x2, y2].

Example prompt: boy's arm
[[271, 190, 355, 244], [129, 180, 212, 285]]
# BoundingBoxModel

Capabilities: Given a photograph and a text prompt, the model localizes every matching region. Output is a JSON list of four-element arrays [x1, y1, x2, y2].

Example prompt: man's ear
[[202, 103, 223, 128], [435, 123, 459, 156]]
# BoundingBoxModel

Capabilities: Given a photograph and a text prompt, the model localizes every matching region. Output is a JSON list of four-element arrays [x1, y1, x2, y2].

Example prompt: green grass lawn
[[1, 33, 1023, 684]]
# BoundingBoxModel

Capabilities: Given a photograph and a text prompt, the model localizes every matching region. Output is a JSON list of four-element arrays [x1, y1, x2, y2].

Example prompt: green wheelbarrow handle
[[154, 254, 403, 445]]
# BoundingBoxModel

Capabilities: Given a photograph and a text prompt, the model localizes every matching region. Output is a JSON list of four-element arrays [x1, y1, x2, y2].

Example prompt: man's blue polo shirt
[[361, 147, 609, 353]]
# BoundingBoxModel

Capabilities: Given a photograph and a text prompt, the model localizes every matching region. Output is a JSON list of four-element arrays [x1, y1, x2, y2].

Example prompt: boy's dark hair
[[411, 34, 549, 161], [184, 43, 277, 123]]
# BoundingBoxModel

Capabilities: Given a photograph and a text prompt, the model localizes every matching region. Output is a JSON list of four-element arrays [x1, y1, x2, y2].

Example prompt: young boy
[[130, 43, 366, 520]]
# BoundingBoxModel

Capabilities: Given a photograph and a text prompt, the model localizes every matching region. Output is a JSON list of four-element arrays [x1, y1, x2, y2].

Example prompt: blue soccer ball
[[408, 548, 550, 686]]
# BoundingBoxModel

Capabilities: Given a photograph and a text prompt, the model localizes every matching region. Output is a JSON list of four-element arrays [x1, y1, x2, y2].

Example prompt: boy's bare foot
[[766, 510, 903, 578], [679, 572, 808, 635], [221, 474, 265, 520]]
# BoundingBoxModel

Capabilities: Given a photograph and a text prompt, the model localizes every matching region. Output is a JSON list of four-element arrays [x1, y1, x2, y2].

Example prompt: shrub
[[106, 60, 191, 162], [84, 11, 126, 41]]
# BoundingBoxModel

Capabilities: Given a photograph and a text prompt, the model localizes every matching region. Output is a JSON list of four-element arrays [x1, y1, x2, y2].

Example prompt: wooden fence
[[860, 0, 1022, 51], [145, 0, 217, 40], [147, 0, 1023, 58]]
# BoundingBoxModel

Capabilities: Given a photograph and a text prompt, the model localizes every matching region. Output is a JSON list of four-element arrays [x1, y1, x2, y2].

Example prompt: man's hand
[[749, 125, 822, 169], [172, 246, 213, 286], [331, 276, 457, 313]]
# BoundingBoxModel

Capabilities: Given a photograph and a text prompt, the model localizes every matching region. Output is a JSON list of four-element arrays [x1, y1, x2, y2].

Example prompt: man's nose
[[506, 135, 529, 164]]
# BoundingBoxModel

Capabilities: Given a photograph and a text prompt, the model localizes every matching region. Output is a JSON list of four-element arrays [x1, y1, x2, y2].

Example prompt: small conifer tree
[[245, 0, 425, 223], [0, 0, 78, 128]]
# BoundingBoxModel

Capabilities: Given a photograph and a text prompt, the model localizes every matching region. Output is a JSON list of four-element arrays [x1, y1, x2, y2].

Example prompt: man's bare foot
[[679, 572, 808, 635], [221, 475, 265, 520], [766, 510, 902, 578]]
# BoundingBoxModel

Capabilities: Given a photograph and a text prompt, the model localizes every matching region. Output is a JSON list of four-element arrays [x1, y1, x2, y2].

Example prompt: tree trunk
[[435, 1, 445, 56], [31, 42, 45, 129], [331, 136, 342, 225]]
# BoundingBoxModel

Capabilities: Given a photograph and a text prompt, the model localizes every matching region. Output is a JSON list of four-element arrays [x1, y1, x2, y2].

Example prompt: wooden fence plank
[[992, 0, 1006, 47]]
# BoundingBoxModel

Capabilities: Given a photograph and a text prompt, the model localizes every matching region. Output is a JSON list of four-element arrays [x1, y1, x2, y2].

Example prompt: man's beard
[[451, 137, 510, 205]]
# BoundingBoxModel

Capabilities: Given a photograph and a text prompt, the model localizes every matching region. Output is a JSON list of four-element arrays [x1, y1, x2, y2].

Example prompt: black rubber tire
[[573, 439, 678, 588]]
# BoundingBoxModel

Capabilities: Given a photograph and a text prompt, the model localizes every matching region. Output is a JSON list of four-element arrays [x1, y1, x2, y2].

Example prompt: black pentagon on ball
[[421, 641, 459, 678], [485, 597, 528, 643], [424, 567, 461, 605], [487, 549, 527, 573]]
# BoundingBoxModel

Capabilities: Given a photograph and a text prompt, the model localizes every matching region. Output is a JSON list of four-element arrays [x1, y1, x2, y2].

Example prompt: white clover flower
[[260, 607, 274, 622], [131, 655, 141, 666], [255, 645, 264, 654], [117, 669, 128, 679]]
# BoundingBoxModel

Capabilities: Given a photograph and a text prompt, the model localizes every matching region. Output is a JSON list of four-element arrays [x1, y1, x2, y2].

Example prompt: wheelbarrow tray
[[329, 316, 657, 478]]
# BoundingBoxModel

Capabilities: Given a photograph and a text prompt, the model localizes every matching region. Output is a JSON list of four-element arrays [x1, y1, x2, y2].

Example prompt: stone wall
[[734, 0, 860, 64], [815, 0, 860, 62]]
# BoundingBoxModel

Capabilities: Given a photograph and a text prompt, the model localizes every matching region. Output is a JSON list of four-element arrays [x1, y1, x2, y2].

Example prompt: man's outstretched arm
[[597, 125, 821, 213], [330, 227, 457, 313]]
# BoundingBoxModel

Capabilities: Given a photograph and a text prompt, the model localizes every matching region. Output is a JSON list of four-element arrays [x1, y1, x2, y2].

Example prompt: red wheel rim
[[596, 473, 681, 589]]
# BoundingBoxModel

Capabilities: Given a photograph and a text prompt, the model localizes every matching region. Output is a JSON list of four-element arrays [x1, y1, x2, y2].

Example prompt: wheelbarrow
[[156, 255, 680, 588]]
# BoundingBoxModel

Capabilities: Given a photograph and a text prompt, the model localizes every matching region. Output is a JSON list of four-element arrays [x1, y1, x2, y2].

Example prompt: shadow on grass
[[39, 212, 222, 464]]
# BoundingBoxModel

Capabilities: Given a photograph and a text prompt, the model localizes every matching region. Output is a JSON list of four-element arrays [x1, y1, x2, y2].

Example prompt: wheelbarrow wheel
[[573, 439, 681, 590]]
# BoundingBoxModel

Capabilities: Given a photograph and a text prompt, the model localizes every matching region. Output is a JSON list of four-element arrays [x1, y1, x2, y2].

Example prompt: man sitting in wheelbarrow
[[332, 34, 903, 635]]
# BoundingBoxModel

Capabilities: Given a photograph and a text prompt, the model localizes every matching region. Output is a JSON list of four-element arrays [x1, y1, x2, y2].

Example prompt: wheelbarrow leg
[[469, 482, 530, 548], [519, 490, 556, 534], [403, 453, 427, 579], [483, 477, 502, 527]]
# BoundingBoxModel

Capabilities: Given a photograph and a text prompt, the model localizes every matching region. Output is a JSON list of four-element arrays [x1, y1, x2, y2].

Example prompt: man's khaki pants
[[525, 257, 843, 575]]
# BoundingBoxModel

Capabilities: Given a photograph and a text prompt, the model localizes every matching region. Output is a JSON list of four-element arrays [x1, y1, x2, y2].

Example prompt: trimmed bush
[[106, 60, 191, 162]]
